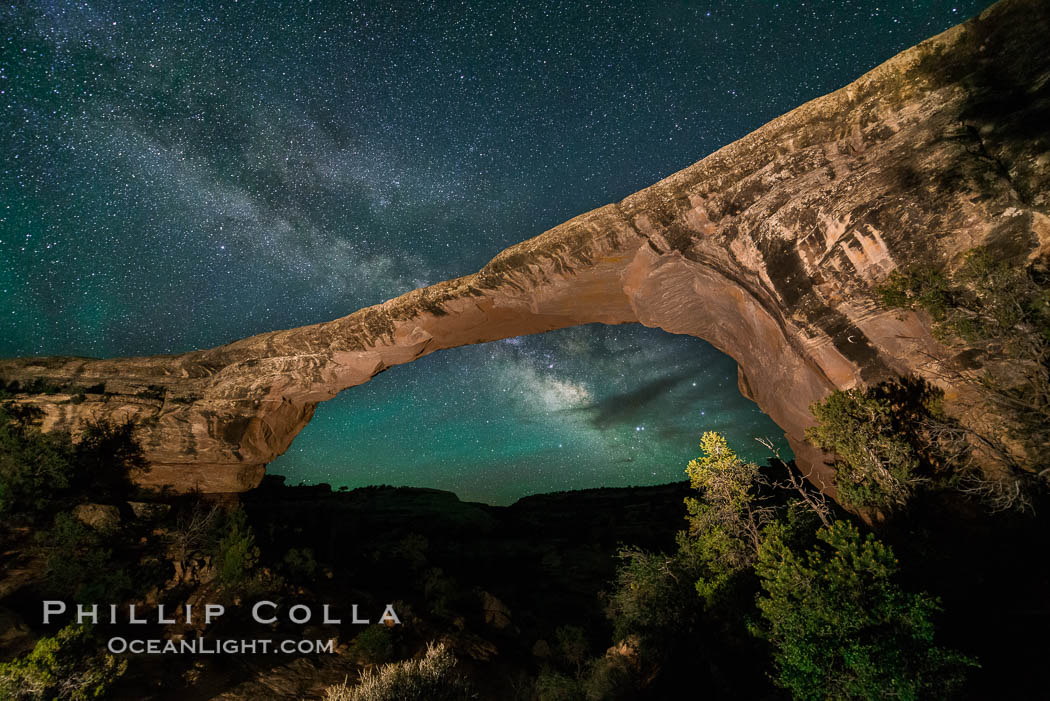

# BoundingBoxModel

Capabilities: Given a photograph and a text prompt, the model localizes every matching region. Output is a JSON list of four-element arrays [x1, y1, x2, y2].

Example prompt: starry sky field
[[2, 1, 988, 504]]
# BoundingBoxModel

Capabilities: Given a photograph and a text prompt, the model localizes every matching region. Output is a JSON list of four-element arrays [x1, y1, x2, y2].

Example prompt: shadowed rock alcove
[[1, 0, 1047, 495]]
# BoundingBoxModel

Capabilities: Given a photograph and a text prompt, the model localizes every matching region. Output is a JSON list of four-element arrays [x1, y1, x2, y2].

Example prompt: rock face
[[1, 0, 1048, 494], [72, 503, 121, 532]]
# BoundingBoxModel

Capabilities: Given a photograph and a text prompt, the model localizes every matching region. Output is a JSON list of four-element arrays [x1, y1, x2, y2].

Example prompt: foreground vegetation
[[875, 247, 1050, 507], [0, 626, 126, 701], [522, 428, 985, 701], [323, 642, 473, 701], [2, 363, 1050, 699]]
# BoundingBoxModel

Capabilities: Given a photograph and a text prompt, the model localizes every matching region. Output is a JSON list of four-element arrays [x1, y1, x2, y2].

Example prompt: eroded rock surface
[[2, 0, 1048, 493]]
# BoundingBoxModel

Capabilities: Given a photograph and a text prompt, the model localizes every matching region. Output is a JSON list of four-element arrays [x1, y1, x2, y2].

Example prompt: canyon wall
[[1, 0, 1048, 493]]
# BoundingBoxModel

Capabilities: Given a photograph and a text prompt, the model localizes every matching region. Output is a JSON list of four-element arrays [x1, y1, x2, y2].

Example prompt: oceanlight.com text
[[106, 636, 336, 655]]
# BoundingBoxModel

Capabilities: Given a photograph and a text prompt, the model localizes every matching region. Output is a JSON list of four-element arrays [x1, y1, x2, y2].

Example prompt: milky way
[[1, 1, 988, 503]]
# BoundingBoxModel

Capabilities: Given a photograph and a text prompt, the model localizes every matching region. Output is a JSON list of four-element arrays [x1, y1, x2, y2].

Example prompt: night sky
[[2, 1, 988, 504]]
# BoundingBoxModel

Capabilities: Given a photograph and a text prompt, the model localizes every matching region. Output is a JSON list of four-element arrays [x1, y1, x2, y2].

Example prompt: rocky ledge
[[1, 0, 1048, 494]]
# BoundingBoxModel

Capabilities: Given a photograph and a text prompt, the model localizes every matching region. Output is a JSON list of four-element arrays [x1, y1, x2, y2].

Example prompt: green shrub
[[1, 406, 147, 515], [351, 626, 396, 666], [35, 512, 132, 602], [533, 668, 584, 701], [876, 249, 1050, 486], [874, 248, 1048, 342], [946, 248, 1049, 344], [806, 387, 926, 511], [684, 432, 774, 592], [0, 625, 126, 700], [72, 418, 147, 499], [0, 403, 75, 515], [606, 534, 706, 650], [323, 642, 472, 701], [579, 654, 641, 701], [876, 264, 954, 324], [754, 520, 976, 700], [213, 506, 260, 587], [553, 626, 589, 675], [282, 546, 318, 580], [535, 625, 640, 699], [422, 567, 459, 617]]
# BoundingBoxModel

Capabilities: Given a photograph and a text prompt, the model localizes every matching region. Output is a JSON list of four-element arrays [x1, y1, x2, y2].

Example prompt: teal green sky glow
[[273, 324, 786, 504], [2, 0, 989, 503]]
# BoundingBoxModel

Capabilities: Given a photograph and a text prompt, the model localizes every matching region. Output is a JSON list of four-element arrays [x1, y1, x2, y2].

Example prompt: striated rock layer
[[2, 0, 1048, 493]]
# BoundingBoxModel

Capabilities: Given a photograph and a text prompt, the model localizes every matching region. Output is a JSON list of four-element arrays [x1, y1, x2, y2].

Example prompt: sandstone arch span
[[2, 0, 1048, 494]]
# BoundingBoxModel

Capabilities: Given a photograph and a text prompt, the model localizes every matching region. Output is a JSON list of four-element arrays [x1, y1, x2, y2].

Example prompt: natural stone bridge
[[2, 0, 1048, 494]]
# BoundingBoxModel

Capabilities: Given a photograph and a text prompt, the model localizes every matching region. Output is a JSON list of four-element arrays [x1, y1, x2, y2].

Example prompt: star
[[0, 0, 985, 504]]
